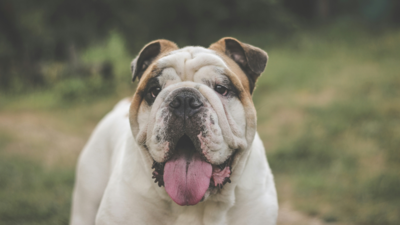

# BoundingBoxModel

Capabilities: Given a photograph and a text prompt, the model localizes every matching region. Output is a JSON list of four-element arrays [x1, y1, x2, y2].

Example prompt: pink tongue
[[164, 152, 212, 206]]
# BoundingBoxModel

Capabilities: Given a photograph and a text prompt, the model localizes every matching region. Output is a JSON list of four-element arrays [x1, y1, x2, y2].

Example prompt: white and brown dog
[[70, 37, 278, 225]]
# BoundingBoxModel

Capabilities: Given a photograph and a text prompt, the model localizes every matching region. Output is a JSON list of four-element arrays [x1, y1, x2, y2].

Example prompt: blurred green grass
[[0, 132, 73, 225], [0, 28, 399, 224], [256, 29, 400, 224]]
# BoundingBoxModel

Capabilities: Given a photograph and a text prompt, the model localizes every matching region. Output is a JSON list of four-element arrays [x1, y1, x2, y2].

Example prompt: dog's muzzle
[[169, 88, 204, 119], [150, 87, 233, 206]]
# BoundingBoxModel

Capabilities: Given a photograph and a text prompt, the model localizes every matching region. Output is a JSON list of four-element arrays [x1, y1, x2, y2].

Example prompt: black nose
[[169, 91, 203, 117]]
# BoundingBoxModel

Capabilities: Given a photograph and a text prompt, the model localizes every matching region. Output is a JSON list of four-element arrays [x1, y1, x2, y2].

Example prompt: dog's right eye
[[149, 87, 161, 98], [214, 85, 229, 96]]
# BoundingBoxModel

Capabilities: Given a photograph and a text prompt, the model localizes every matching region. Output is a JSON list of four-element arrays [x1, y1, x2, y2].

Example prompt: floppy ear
[[131, 39, 179, 82], [209, 37, 268, 93]]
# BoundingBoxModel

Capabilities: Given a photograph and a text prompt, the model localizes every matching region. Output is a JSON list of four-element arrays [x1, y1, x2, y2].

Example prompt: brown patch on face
[[209, 37, 268, 95], [129, 40, 179, 138], [209, 43, 252, 94], [131, 39, 179, 82], [209, 38, 265, 167], [208, 39, 257, 143], [129, 38, 263, 171]]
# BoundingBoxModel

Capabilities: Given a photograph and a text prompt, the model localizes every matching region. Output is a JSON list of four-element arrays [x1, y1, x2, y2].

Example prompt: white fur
[[142, 47, 248, 165], [70, 46, 278, 225], [70, 100, 278, 225]]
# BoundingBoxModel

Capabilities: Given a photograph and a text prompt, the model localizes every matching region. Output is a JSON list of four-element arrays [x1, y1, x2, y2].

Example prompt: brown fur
[[209, 37, 268, 94], [209, 43, 252, 95], [130, 38, 265, 143], [130, 40, 179, 136]]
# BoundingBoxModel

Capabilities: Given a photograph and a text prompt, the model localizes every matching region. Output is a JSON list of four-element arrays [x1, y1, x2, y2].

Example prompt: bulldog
[[70, 37, 278, 225]]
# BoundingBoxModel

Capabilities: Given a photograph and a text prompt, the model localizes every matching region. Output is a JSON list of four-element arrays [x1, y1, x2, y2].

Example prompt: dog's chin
[[151, 135, 234, 206]]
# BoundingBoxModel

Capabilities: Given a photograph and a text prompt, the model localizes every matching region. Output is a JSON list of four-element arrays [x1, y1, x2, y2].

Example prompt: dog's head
[[129, 37, 267, 206]]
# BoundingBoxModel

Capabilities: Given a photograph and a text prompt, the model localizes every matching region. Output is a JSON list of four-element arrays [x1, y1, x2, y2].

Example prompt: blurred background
[[0, 0, 399, 224]]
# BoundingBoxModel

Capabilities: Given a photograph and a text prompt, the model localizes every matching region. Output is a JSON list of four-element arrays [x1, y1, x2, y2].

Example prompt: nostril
[[169, 98, 181, 109], [188, 98, 203, 109]]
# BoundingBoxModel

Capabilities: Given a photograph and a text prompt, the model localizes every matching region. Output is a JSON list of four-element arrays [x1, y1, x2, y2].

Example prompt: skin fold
[[70, 38, 278, 225]]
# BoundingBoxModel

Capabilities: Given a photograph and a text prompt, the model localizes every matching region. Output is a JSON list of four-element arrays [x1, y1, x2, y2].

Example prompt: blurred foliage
[[1, 0, 400, 92]]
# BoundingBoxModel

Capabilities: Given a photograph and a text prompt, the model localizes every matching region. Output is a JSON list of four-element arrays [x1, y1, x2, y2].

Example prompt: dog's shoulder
[[112, 97, 132, 112], [98, 97, 131, 132], [83, 98, 132, 157]]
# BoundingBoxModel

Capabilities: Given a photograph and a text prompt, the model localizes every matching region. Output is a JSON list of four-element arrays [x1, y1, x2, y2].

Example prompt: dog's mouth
[[151, 135, 233, 206]]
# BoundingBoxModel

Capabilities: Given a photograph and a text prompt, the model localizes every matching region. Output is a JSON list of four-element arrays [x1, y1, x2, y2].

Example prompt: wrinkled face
[[129, 38, 267, 206]]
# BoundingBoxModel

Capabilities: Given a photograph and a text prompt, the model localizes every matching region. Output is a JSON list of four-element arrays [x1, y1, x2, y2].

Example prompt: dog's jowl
[[70, 37, 278, 225]]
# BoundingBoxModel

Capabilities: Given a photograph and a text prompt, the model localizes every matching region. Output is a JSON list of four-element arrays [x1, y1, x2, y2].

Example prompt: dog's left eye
[[214, 85, 229, 96], [149, 87, 161, 98]]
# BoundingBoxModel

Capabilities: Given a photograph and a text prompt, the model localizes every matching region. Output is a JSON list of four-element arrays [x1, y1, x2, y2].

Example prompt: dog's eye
[[214, 85, 229, 96], [149, 87, 161, 98]]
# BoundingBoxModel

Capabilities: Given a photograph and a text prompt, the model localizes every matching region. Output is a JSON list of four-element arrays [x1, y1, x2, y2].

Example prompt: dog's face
[[129, 37, 268, 206]]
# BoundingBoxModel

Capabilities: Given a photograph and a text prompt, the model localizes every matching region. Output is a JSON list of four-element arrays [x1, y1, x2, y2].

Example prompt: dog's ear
[[131, 40, 178, 82], [209, 37, 268, 94]]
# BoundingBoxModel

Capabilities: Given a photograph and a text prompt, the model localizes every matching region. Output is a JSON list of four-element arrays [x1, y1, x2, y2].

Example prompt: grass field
[[0, 28, 399, 224], [258, 29, 400, 224]]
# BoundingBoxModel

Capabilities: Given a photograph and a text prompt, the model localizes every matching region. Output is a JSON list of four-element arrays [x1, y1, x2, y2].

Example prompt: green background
[[0, 0, 399, 224]]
